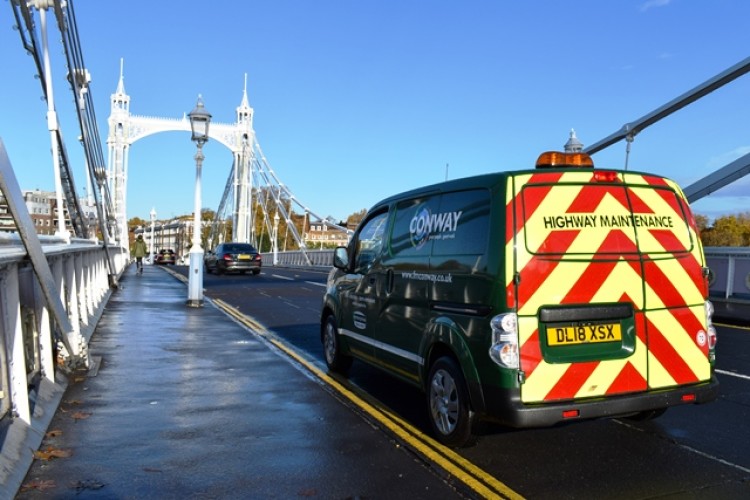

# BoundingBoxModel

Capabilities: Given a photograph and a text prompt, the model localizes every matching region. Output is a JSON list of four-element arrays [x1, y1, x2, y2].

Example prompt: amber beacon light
[[536, 151, 595, 169]]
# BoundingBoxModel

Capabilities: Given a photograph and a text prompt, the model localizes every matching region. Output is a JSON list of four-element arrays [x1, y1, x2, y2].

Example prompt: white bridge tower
[[106, 62, 255, 246]]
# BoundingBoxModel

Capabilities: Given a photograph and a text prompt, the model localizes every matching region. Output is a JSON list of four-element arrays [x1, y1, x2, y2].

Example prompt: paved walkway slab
[[13, 266, 462, 499]]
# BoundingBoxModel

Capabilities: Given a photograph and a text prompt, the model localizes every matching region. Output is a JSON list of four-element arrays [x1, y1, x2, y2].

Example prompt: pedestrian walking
[[134, 234, 148, 274]]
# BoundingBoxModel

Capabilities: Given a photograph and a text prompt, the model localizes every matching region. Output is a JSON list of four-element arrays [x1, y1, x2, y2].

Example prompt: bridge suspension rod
[[585, 56, 750, 155], [9, 0, 120, 264]]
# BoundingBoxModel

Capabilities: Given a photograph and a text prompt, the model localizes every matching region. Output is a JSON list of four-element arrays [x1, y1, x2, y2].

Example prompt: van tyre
[[427, 356, 476, 447], [323, 315, 352, 374]]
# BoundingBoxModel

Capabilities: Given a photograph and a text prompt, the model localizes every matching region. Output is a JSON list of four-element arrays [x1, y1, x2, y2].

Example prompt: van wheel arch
[[422, 322, 486, 415]]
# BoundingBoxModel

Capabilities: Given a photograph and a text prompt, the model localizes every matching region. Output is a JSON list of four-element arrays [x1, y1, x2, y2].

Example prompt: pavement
[[11, 265, 465, 499]]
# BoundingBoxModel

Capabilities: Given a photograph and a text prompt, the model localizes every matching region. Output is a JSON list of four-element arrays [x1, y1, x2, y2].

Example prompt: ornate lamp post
[[187, 95, 211, 307], [149, 207, 156, 264]]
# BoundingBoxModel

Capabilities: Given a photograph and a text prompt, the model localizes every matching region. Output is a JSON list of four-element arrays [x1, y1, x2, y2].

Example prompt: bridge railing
[[705, 247, 750, 300], [262, 249, 335, 268], [265, 248, 750, 301], [0, 234, 127, 483]]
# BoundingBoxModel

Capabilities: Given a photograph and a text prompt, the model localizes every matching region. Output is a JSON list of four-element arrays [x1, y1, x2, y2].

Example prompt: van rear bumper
[[478, 375, 720, 428]]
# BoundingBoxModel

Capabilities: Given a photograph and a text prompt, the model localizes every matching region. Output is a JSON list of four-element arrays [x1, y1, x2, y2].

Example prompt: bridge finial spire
[[116, 58, 126, 95], [241, 73, 250, 108], [236, 73, 253, 127]]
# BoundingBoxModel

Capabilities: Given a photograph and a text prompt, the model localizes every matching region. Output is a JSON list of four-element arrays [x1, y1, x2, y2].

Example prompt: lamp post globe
[[187, 95, 211, 307]]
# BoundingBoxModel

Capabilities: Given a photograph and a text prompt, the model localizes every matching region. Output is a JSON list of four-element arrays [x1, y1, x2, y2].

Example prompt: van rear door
[[505, 170, 710, 405]]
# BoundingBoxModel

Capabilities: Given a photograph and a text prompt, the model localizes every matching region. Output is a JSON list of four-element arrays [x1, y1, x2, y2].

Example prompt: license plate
[[238, 254, 250, 260], [547, 323, 622, 346]]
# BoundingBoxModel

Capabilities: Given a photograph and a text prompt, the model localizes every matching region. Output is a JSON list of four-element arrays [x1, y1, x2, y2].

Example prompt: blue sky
[[1, 0, 749, 224]]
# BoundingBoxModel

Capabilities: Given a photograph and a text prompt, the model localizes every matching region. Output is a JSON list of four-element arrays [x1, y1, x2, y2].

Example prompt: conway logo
[[409, 206, 462, 249]]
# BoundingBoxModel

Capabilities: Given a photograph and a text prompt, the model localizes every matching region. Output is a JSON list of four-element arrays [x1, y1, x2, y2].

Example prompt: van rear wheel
[[323, 315, 352, 375], [427, 357, 475, 447]]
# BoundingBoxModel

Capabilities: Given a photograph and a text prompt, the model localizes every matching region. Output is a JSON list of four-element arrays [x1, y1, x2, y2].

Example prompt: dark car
[[205, 242, 262, 275], [154, 249, 176, 265]]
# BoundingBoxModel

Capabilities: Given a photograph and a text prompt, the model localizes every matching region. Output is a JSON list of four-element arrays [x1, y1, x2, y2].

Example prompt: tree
[[697, 212, 750, 247], [128, 216, 146, 229], [694, 214, 710, 235], [346, 209, 367, 229], [127, 217, 148, 250]]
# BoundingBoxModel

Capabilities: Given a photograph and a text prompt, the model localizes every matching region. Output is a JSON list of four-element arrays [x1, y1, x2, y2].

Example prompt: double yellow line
[[213, 298, 523, 500]]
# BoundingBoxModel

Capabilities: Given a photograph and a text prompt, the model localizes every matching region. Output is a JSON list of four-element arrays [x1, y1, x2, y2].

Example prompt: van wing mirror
[[333, 246, 349, 270]]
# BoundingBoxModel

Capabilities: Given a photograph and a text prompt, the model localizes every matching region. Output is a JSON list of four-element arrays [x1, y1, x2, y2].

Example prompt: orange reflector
[[681, 394, 696, 402], [593, 170, 620, 183], [536, 151, 595, 169], [562, 409, 580, 419]]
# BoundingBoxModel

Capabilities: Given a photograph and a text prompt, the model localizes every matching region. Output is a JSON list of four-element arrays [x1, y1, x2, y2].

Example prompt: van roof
[[371, 171, 511, 211], [369, 166, 675, 212]]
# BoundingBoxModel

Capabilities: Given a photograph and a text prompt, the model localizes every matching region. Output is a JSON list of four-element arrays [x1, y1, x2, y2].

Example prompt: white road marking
[[272, 274, 294, 281], [306, 281, 326, 287], [615, 419, 750, 474], [716, 369, 750, 381]]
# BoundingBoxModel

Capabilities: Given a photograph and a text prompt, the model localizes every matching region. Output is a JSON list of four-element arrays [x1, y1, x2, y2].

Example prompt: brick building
[[0, 189, 96, 236]]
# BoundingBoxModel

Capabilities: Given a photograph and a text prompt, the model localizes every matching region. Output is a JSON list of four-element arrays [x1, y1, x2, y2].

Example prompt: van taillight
[[704, 300, 718, 352], [593, 170, 620, 183], [489, 313, 519, 369]]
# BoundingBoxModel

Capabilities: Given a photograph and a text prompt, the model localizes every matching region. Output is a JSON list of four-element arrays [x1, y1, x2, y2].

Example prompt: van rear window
[[520, 182, 694, 256]]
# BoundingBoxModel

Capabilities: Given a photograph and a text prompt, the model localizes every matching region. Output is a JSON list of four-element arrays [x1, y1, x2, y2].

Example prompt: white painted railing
[[705, 247, 750, 300], [0, 234, 127, 487], [262, 249, 334, 268], [266, 248, 750, 301]]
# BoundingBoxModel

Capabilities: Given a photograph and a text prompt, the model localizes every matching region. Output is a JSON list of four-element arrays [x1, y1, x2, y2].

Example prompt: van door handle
[[386, 269, 394, 293]]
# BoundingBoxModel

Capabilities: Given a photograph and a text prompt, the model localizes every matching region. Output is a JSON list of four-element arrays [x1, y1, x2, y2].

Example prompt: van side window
[[434, 189, 490, 256], [390, 197, 439, 258], [354, 211, 389, 273], [388, 190, 490, 258]]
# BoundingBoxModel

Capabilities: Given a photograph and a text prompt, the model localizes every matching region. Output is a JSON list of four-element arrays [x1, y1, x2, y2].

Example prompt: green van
[[321, 152, 718, 446]]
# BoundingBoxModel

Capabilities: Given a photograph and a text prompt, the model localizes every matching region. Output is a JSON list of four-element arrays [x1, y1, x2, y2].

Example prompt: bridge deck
[[14, 266, 459, 499]]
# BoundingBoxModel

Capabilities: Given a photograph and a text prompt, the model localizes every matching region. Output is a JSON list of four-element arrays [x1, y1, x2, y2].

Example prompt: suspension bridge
[[1, 0, 750, 379], [107, 63, 349, 263], [8, 0, 750, 263], [9, 0, 350, 270], [2, 0, 750, 495]]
